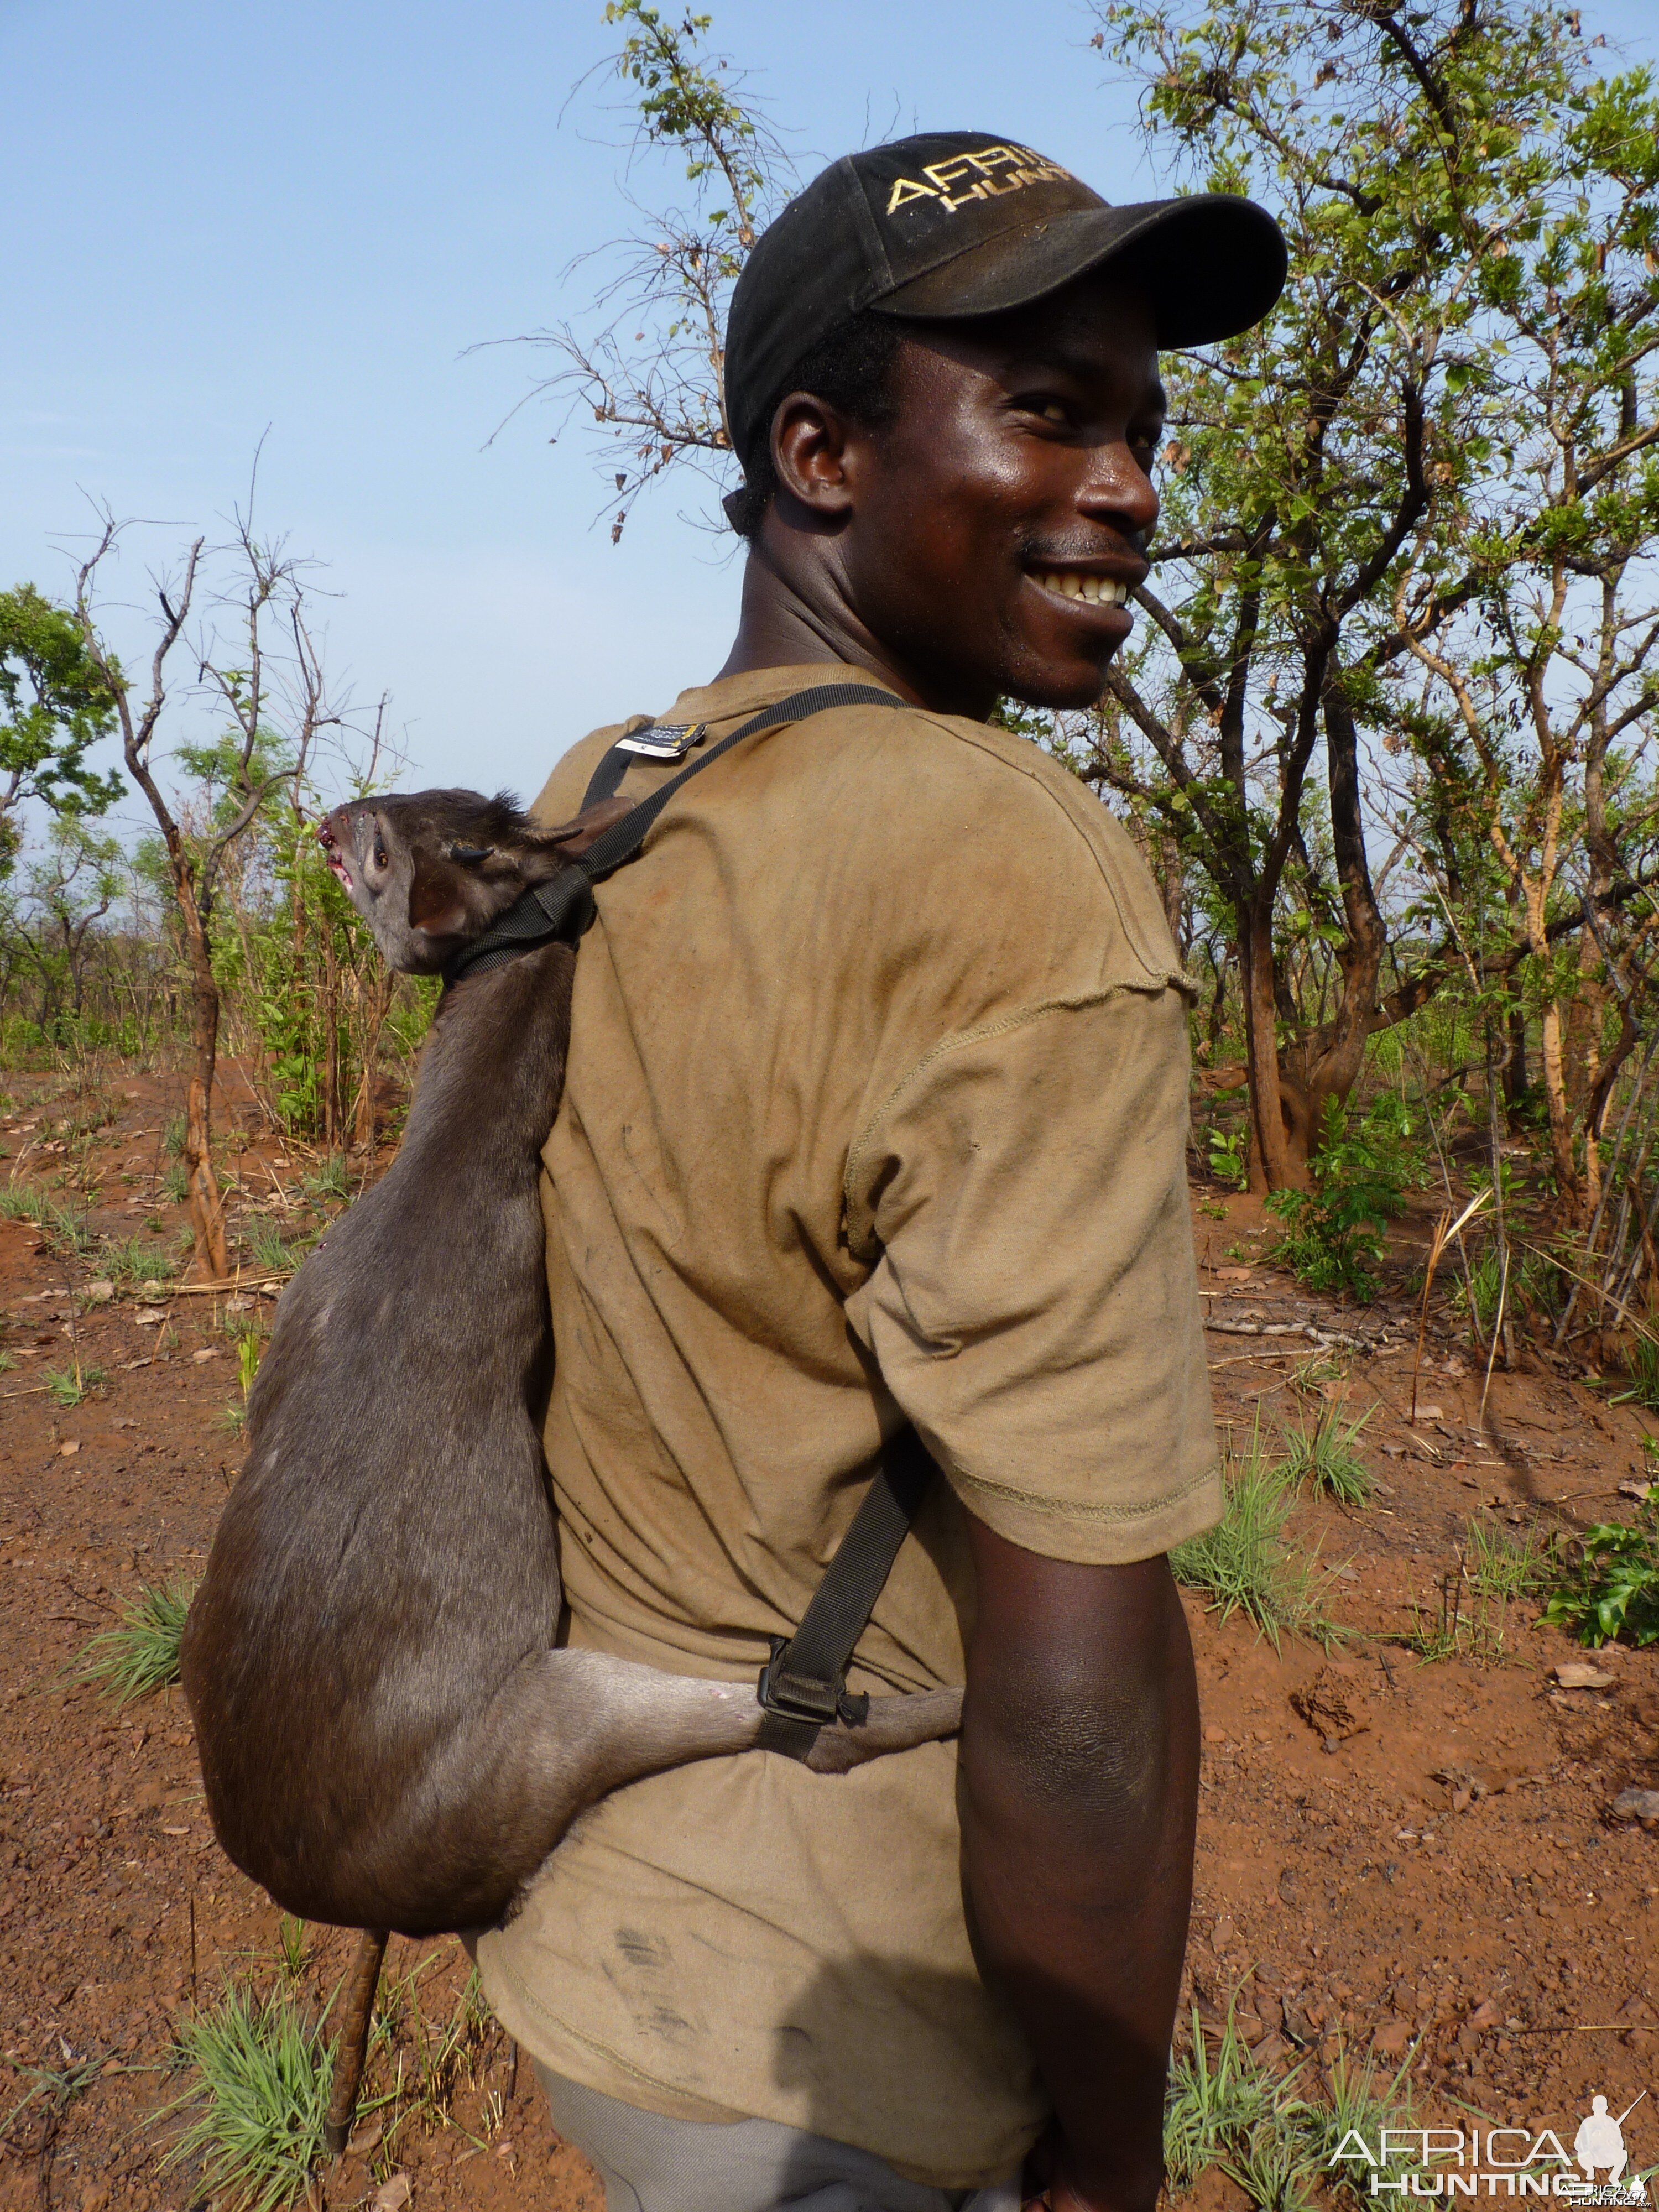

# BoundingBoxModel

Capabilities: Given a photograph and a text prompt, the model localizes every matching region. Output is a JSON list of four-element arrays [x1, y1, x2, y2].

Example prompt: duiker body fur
[[181, 790, 960, 1936]]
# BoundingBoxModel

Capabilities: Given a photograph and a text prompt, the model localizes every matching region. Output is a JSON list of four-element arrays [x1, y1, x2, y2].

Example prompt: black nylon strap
[[444, 683, 902, 987], [576, 683, 903, 883], [754, 1427, 935, 1760], [582, 746, 634, 806], [444, 678, 931, 1758]]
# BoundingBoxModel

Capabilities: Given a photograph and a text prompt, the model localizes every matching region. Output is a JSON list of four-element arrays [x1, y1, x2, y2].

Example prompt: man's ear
[[408, 850, 469, 936], [771, 393, 857, 523]]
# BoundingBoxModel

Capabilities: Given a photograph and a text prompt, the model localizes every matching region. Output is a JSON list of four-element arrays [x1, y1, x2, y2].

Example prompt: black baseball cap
[[723, 132, 1287, 467]]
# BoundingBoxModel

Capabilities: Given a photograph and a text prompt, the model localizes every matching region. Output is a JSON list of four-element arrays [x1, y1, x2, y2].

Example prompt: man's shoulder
[[533, 684, 1186, 990], [808, 698, 1186, 989]]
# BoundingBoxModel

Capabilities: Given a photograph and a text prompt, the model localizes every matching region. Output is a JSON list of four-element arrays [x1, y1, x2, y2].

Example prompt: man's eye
[[1036, 399, 1070, 425]]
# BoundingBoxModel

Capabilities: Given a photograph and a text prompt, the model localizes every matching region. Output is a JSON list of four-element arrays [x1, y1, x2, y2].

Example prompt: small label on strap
[[617, 721, 706, 761]]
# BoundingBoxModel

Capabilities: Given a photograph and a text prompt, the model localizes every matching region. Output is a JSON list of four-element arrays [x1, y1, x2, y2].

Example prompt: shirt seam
[[842, 984, 1182, 1254], [903, 706, 1187, 983], [947, 1458, 1220, 1524]]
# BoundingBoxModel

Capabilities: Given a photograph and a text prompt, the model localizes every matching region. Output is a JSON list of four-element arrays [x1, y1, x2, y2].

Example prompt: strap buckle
[[756, 1637, 870, 1730], [617, 721, 706, 762]]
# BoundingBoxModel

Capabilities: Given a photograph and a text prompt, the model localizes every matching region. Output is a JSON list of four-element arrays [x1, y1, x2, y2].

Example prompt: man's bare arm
[[960, 1518, 1199, 2212]]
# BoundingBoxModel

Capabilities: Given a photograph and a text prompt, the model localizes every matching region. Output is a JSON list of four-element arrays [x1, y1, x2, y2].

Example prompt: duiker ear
[[408, 850, 469, 937]]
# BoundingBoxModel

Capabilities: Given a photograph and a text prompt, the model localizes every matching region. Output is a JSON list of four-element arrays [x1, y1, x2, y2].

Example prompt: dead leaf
[[372, 2178, 412, 2212], [58, 1441, 79, 1458], [1619, 1479, 1652, 1502], [1467, 1998, 1501, 2032], [1553, 1662, 1615, 1690], [1215, 1267, 1254, 1281], [81, 1280, 114, 1304], [1611, 1787, 1659, 1824]]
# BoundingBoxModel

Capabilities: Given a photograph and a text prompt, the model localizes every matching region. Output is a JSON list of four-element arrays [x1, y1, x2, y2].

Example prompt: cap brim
[[868, 195, 1287, 347]]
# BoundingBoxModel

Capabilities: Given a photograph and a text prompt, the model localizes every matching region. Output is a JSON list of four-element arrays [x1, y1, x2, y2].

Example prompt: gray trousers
[[537, 2065, 1024, 2212]]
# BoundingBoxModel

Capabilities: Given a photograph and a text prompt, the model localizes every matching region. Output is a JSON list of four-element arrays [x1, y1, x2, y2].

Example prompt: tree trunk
[[1240, 901, 1311, 1191], [179, 894, 231, 1281], [1505, 1004, 1528, 1119]]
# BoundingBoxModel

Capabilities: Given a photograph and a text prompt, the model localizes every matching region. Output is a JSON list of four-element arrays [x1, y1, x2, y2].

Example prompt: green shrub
[[1541, 1495, 1659, 1647], [1266, 1095, 1418, 1303]]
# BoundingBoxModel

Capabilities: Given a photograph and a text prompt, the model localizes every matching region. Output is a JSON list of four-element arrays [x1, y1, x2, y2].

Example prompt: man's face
[[834, 279, 1164, 714]]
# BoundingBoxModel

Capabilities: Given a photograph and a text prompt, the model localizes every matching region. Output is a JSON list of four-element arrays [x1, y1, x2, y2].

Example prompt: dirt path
[[0, 1070, 1652, 2208]]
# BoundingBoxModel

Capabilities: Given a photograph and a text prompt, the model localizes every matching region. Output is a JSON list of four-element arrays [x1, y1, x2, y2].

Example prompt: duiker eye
[[373, 842, 388, 869]]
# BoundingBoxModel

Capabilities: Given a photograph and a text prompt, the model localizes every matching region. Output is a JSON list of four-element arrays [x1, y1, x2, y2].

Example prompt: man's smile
[[1027, 566, 1137, 611]]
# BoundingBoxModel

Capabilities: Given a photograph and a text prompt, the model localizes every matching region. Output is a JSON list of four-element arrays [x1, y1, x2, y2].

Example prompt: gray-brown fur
[[180, 789, 961, 1937]]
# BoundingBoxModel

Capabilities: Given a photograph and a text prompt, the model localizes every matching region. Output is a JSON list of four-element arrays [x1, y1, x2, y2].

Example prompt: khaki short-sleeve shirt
[[473, 664, 1220, 2188]]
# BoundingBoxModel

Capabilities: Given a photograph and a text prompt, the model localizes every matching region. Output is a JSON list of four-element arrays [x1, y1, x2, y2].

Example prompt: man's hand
[[960, 1517, 1199, 2212]]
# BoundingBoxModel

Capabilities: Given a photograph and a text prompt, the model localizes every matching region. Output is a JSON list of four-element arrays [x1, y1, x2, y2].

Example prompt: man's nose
[[1077, 437, 1160, 542]]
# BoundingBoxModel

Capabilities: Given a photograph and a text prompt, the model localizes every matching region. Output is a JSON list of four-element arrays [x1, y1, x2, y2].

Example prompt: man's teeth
[[1035, 571, 1129, 606]]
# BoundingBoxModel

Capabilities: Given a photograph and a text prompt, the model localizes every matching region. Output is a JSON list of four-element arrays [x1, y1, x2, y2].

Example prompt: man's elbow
[[969, 1661, 1175, 1820]]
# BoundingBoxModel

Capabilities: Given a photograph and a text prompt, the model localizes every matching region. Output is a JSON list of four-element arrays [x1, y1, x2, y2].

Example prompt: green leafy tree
[[1086, 0, 1659, 1198], [0, 584, 123, 864], [10, 817, 125, 1035]]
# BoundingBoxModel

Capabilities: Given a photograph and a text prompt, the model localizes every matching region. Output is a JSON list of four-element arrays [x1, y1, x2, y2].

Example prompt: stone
[[1554, 1661, 1616, 1689]]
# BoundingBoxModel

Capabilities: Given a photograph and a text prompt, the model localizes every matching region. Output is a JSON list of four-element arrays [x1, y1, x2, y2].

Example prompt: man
[[474, 134, 1286, 2210]]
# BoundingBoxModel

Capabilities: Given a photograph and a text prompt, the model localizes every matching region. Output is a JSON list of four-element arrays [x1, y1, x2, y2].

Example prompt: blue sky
[[5, 0, 1656, 823]]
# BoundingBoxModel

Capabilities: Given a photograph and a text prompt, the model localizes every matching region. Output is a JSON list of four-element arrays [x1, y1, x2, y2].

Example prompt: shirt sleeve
[[842, 982, 1222, 1564]]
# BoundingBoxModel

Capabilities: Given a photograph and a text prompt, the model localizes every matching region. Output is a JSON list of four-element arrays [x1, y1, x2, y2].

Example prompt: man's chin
[[1001, 659, 1118, 715]]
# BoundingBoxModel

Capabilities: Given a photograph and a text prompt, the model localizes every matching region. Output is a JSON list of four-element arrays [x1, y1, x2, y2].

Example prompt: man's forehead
[[907, 286, 1165, 398]]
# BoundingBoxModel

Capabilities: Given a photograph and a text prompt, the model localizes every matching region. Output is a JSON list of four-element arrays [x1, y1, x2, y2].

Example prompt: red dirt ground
[[0, 1063, 1653, 2210]]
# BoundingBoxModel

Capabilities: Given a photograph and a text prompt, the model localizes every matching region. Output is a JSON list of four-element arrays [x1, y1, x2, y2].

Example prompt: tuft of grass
[[100, 1234, 179, 1286], [1164, 2002, 1289, 2193], [161, 1982, 332, 2212], [162, 1159, 190, 1206], [44, 1363, 106, 1407], [275, 1916, 310, 1990], [1465, 1514, 1550, 1605], [1403, 1531, 1536, 1665], [0, 1181, 95, 1254], [304, 1153, 350, 1202], [1541, 1493, 1659, 1647], [1309, 2048, 1423, 2205], [1164, 2002, 1422, 2209], [74, 1577, 195, 1703], [1280, 1403, 1373, 1505], [1171, 1420, 1339, 1649], [243, 1217, 302, 1275]]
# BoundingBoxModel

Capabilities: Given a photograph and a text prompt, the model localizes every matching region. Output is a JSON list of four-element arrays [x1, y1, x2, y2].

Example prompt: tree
[[10, 818, 125, 1035], [0, 584, 124, 867], [494, 2, 789, 538], [70, 509, 367, 1279], [1082, 0, 1659, 1196]]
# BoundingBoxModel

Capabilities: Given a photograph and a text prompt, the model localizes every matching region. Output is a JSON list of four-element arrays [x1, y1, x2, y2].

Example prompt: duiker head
[[320, 790, 560, 975]]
